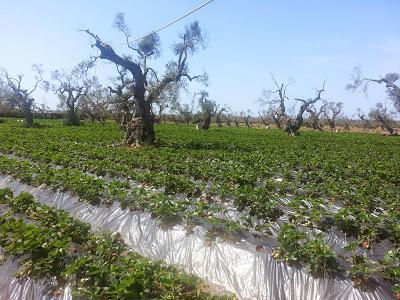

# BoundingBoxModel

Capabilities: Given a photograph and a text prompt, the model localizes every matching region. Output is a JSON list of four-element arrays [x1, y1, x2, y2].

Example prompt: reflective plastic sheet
[[0, 258, 71, 300], [0, 175, 394, 299]]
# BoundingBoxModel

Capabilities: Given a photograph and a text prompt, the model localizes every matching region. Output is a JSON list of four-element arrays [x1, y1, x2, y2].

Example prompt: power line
[[132, 0, 215, 42]]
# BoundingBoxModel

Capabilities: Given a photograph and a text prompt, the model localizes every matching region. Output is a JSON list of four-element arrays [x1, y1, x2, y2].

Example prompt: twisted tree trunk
[[66, 104, 80, 126], [124, 93, 155, 145], [23, 105, 34, 128]]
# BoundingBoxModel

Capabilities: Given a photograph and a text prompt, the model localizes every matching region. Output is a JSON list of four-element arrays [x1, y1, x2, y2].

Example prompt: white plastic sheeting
[[0, 258, 71, 300], [0, 175, 394, 300]]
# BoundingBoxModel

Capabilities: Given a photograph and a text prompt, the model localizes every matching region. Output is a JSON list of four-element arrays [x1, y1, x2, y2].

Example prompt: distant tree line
[[0, 14, 399, 140]]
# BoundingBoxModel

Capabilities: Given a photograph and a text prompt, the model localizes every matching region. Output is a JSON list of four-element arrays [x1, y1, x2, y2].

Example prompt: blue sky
[[0, 0, 399, 115]]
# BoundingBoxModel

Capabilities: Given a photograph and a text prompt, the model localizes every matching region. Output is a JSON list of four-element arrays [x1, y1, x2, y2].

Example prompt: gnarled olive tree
[[356, 108, 371, 131], [0, 65, 48, 127], [52, 61, 93, 126], [259, 76, 292, 129], [323, 101, 343, 130], [346, 66, 400, 113], [82, 13, 207, 146], [108, 66, 134, 129], [196, 90, 217, 130], [347, 66, 399, 135], [306, 102, 327, 131], [261, 77, 326, 135], [80, 77, 110, 123], [369, 103, 398, 136]]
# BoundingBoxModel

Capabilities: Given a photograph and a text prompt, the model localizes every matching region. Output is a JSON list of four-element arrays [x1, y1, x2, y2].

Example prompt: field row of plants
[[0, 188, 230, 299], [0, 119, 399, 295], [0, 154, 246, 236]]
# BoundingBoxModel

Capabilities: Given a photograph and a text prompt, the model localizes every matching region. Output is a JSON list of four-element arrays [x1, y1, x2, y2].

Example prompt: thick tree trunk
[[20, 101, 34, 128], [376, 114, 397, 136], [328, 119, 335, 130], [124, 94, 155, 146], [272, 115, 282, 129], [124, 116, 155, 146], [197, 116, 212, 130], [216, 116, 223, 127], [310, 118, 323, 131], [24, 108, 34, 128], [244, 117, 251, 128], [285, 108, 306, 136], [65, 107, 80, 126], [285, 118, 301, 136]]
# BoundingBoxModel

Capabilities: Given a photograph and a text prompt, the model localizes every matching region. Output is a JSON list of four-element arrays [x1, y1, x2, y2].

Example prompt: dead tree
[[346, 66, 400, 113], [52, 61, 93, 126], [356, 108, 371, 131], [108, 66, 134, 129], [259, 76, 293, 129], [233, 115, 239, 127], [81, 14, 207, 146], [258, 111, 270, 128], [225, 113, 231, 127], [285, 82, 326, 136], [306, 102, 327, 131], [261, 76, 325, 135], [196, 91, 217, 130], [170, 96, 195, 124], [80, 77, 109, 123], [369, 103, 398, 136], [323, 101, 343, 130], [0, 65, 48, 127], [241, 110, 252, 128], [215, 106, 226, 127], [342, 117, 352, 131]]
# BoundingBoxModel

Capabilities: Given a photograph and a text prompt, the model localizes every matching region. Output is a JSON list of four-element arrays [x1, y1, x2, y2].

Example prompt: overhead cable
[[132, 0, 215, 42]]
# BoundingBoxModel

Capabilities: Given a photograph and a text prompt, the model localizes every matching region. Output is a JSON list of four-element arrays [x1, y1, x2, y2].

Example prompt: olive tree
[[356, 108, 371, 131], [305, 102, 327, 131], [108, 66, 134, 129], [81, 13, 207, 146], [347, 67, 399, 134], [80, 77, 110, 123], [259, 77, 292, 129], [240, 110, 252, 128], [346, 66, 400, 112], [258, 110, 272, 128], [170, 98, 196, 124], [52, 61, 93, 126], [0, 65, 48, 127], [215, 106, 226, 127], [261, 76, 326, 135], [369, 103, 398, 136], [153, 82, 180, 124], [196, 90, 217, 130], [323, 101, 343, 130]]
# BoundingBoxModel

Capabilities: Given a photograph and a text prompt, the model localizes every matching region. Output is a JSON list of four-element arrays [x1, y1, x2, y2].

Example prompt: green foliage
[[0, 120, 399, 294], [0, 189, 227, 299], [274, 224, 339, 275]]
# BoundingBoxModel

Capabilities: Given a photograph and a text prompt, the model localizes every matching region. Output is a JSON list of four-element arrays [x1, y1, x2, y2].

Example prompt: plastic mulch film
[[0, 175, 395, 300], [0, 258, 72, 300]]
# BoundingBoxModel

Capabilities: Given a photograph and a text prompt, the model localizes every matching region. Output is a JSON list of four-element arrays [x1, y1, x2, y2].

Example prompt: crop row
[[0, 154, 399, 294], [0, 188, 230, 299], [0, 119, 399, 294], [0, 154, 248, 237], [0, 122, 398, 246]]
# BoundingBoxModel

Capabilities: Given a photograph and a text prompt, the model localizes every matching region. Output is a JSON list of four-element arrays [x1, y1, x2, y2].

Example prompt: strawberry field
[[0, 118, 399, 299]]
